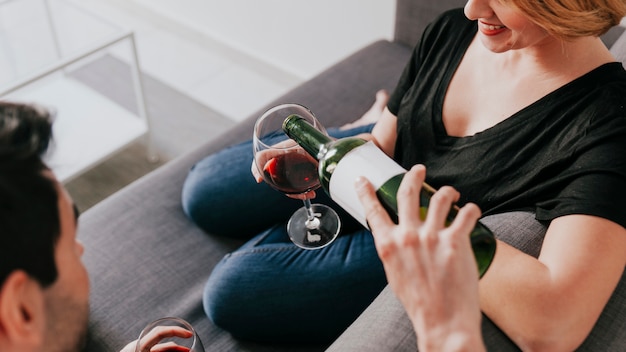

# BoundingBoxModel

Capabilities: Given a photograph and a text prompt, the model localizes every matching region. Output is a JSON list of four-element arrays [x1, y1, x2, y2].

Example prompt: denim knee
[[181, 159, 231, 235], [202, 230, 388, 344], [181, 141, 262, 236], [202, 256, 240, 335], [202, 252, 294, 342]]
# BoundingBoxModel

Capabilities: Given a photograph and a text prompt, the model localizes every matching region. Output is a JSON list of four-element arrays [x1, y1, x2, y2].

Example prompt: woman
[[182, 0, 626, 349]]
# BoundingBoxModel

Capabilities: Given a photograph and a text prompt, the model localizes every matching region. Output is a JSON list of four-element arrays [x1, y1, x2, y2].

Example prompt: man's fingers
[[139, 326, 193, 352], [423, 186, 460, 231], [397, 165, 426, 228], [251, 161, 263, 183], [151, 342, 191, 352], [446, 203, 482, 241], [355, 176, 393, 235]]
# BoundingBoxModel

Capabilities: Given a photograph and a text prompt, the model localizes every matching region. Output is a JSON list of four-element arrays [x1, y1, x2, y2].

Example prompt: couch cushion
[[80, 39, 412, 352]]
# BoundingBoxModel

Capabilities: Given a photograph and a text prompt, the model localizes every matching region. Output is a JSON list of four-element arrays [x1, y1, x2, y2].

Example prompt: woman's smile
[[479, 21, 507, 36]]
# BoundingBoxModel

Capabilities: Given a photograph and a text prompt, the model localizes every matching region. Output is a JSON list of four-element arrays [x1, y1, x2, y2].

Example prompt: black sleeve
[[387, 8, 470, 116], [536, 113, 626, 229], [387, 46, 421, 116]]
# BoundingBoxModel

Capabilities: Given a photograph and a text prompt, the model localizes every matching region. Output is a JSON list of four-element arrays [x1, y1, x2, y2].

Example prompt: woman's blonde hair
[[506, 0, 626, 39]]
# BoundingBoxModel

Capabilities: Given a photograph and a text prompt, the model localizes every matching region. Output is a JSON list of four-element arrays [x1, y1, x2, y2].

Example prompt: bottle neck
[[282, 115, 332, 160]]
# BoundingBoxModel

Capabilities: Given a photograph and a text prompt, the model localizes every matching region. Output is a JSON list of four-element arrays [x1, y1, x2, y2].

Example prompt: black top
[[388, 9, 626, 228]]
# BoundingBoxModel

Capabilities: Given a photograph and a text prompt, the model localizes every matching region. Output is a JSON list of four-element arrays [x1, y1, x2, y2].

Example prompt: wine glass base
[[287, 204, 341, 250]]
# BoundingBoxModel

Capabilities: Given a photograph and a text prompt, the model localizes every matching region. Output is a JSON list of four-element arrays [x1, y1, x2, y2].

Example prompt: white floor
[[0, 0, 305, 182], [79, 0, 304, 122], [1, 0, 302, 123]]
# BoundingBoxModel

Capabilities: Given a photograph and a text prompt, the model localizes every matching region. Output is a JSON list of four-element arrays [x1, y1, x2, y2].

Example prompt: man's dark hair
[[0, 101, 60, 287]]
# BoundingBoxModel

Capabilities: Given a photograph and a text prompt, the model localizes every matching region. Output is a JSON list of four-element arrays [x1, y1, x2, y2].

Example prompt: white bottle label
[[328, 141, 406, 228]]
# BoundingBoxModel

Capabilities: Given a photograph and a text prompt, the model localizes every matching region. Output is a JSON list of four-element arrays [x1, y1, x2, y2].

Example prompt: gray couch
[[81, 0, 626, 351]]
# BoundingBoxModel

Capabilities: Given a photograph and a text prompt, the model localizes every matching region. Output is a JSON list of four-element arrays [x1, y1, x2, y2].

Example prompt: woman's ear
[[0, 271, 46, 350]]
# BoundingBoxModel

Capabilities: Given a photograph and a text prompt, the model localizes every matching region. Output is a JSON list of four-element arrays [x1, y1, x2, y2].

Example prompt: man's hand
[[251, 140, 317, 200], [120, 325, 193, 352], [355, 164, 486, 352]]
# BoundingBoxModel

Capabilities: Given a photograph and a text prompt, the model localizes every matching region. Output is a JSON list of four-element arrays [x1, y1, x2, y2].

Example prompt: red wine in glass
[[262, 152, 320, 194], [253, 103, 341, 249], [161, 347, 191, 352]]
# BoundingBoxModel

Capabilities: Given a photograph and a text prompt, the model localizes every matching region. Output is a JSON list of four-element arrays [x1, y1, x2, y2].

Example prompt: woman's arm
[[359, 102, 626, 351], [354, 104, 626, 350], [351, 107, 399, 157], [371, 107, 398, 157], [480, 215, 626, 351]]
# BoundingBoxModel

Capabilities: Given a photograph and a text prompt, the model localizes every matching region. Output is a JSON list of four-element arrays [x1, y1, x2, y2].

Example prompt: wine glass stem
[[303, 198, 320, 229]]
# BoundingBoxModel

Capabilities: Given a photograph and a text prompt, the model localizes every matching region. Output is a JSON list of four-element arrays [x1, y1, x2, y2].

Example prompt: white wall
[[128, 0, 396, 79]]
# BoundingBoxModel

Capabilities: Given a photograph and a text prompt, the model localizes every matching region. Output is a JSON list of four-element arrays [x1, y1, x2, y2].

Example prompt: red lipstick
[[479, 21, 507, 36]]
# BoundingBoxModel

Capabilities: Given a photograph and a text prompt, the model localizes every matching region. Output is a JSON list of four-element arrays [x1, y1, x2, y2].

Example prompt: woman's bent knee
[[201, 234, 388, 343], [181, 142, 261, 236], [181, 161, 234, 235]]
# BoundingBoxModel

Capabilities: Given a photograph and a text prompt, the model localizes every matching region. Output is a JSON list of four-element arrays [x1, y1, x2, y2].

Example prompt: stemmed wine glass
[[134, 317, 205, 352], [253, 103, 341, 249]]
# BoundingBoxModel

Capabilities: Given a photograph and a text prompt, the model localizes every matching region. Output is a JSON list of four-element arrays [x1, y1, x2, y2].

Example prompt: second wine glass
[[134, 317, 204, 352], [253, 104, 341, 249]]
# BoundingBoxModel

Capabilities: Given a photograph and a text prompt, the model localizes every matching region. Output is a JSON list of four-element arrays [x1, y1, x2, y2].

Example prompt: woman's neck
[[489, 36, 615, 81]]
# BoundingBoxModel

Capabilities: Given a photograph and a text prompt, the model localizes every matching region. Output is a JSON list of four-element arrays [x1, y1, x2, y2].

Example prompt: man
[[0, 102, 89, 351], [0, 102, 194, 352]]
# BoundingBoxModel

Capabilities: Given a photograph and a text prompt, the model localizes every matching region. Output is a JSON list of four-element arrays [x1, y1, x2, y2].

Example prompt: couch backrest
[[611, 30, 626, 66], [394, 0, 465, 47]]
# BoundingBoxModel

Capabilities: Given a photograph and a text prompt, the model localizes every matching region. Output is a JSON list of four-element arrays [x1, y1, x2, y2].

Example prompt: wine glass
[[134, 317, 205, 352], [253, 103, 341, 249]]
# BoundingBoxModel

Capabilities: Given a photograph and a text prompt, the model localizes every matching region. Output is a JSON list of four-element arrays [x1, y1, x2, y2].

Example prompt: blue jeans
[[181, 124, 386, 343]]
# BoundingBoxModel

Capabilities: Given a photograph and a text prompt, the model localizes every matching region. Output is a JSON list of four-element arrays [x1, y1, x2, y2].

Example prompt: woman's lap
[[203, 225, 386, 343], [181, 124, 385, 343]]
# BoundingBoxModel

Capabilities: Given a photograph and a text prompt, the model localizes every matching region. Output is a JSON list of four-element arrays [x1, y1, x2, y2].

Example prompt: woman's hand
[[119, 326, 193, 352], [355, 164, 485, 352], [251, 140, 316, 200]]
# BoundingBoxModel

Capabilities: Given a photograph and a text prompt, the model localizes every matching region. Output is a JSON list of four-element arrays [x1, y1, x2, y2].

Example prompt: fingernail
[[355, 176, 367, 192]]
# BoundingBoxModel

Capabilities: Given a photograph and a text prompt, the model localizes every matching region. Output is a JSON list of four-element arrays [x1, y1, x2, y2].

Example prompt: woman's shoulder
[[570, 62, 626, 103], [590, 62, 626, 82], [575, 64, 626, 135], [591, 63, 626, 103]]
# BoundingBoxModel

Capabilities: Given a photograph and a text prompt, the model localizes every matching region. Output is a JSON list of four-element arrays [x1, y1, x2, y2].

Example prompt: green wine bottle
[[283, 114, 496, 277]]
